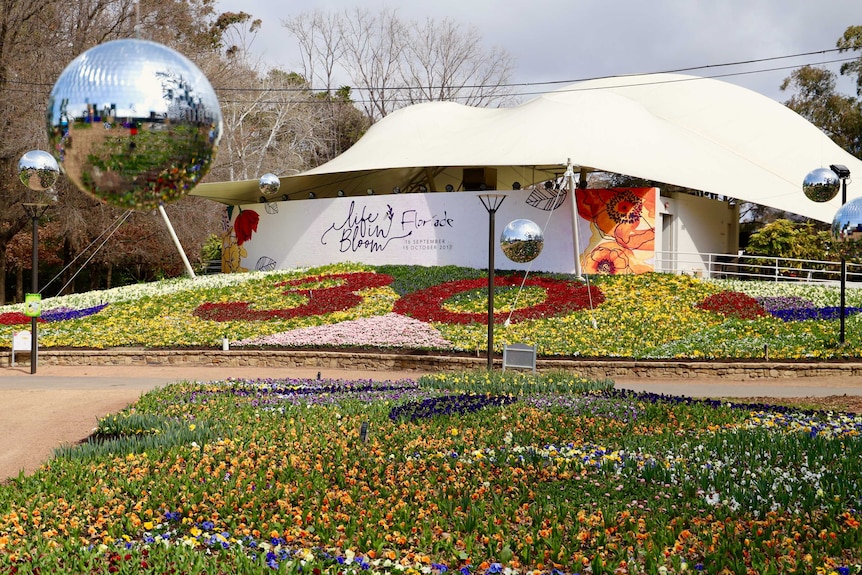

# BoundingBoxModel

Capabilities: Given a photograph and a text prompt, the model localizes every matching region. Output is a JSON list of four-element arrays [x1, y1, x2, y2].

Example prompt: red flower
[[194, 272, 394, 322], [392, 276, 604, 325], [696, 291, 767, 320], [234, 209, 260, 246]]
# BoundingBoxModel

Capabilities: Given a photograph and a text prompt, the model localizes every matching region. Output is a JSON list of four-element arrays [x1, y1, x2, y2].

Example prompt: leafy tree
[[780, 25, 862, 159], [744, 219, 832, 263], [780, 66, 862, 158], [838, 25, 862, 96]]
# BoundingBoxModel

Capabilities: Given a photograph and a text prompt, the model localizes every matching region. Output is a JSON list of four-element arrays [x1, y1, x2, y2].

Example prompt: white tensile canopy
[[193, 73, 862, 223]]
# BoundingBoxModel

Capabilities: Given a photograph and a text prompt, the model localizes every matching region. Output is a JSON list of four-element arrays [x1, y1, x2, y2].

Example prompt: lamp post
[[803, 164, 850, 345], [18, 151, 61, 374], [478, 193, 506, 370]]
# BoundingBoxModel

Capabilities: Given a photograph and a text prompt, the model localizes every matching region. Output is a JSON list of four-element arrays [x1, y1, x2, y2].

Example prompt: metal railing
[[654, 251, 862, 285]]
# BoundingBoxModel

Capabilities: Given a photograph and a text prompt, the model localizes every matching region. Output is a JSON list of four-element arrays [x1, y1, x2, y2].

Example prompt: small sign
[[24, 293, 41, 318], [359, 421, 369, 443], [12, 331, 31, 351], [502, 343, 537, 373]]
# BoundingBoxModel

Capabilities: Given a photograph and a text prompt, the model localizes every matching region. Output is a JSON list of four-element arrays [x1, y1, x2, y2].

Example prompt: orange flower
[[584, 244, 631, 275], [578, 188, 654, 232]]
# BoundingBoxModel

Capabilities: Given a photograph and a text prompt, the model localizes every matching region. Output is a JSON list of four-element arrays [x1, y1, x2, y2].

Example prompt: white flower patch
[[233, 312, 453, 349]]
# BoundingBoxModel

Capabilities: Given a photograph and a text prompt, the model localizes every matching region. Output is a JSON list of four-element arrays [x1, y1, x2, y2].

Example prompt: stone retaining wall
[[9, 349, 862, 379]]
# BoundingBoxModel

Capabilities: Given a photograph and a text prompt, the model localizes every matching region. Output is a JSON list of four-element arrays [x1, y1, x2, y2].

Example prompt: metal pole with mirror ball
[[46, 38, 223, 278], [17, 150, 61, 374], [478, 194, 506, 370], [803, 164, 851, 344]]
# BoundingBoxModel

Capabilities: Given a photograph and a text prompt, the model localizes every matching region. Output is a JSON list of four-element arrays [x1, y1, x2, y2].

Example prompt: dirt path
[[0, 389, 144, 479]]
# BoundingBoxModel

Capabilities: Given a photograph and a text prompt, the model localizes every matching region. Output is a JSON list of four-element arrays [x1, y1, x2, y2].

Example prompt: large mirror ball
[[501, 218, 544, 263], [46, 38, 223, 211], [832, 196, 862, 262]]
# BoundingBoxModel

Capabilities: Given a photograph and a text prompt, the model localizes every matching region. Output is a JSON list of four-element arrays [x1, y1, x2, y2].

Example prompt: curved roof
[[194, 73, 862, 223]]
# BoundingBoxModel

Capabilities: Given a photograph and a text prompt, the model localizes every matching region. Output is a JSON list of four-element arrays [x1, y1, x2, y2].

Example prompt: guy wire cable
[[39, 209, 133, 295], [54, 210, 134, 295]]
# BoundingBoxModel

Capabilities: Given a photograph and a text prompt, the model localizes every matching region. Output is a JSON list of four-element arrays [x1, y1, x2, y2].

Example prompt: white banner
[[227, 188, 623, 274]]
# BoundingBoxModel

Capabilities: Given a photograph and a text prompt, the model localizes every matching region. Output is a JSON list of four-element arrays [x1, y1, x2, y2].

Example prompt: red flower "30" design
[[393, 276, 603, 325], [193, 272, 603, 325], [193, 272, 394, 322]]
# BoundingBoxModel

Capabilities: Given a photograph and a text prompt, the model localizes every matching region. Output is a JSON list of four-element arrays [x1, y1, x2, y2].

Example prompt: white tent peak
[[194, 72, 862, 223]]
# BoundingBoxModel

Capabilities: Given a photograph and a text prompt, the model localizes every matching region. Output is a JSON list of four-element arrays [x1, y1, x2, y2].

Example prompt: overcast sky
[[215, 0, 861, 103]]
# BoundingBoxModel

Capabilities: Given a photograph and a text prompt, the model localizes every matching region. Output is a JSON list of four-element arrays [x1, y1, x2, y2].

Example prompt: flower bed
[[0, 264, 859, 359], [1, 373, 860, 574]]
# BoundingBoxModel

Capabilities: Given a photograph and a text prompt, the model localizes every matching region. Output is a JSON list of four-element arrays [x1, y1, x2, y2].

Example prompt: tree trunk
[[15, 266, 23, 303], [61, 236, 74, 294], [0, 245, 6, 304]]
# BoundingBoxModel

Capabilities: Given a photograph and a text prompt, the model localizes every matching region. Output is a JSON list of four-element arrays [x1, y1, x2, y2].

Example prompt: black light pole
[[478, 194, 506, 370], [23, 204, 47, 374], [18, 150, 61, 374], [831, 164, 851, 345]]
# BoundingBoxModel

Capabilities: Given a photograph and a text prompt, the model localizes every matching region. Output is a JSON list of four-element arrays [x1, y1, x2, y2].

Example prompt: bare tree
[[283, 10, 345, 95], [401, 17, 515, 108], [282, 8, 515, 122], [339, 7, 407, 121], [212, 11, 367, 183], [215, 69, 327, 182]]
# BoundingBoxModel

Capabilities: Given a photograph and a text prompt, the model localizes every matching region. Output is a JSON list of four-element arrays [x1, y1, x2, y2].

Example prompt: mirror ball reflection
[[501, 219, 544, 263], [259, 173, 281, 197], [46, 38, 222, 211], [18, 150, 60, 191], [803, 167, 841, 203], [832, 196, 862, 262]]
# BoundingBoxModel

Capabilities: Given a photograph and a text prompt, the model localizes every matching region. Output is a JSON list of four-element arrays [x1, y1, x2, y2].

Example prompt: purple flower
[[42, 303, 108, 322]]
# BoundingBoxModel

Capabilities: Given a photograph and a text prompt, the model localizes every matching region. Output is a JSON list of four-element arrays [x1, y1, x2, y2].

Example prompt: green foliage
[[839, 24, 862, 96], [782, 24, 862, 158], [418, 368, 614, 395], [199, 233, 222, 263], [745, 219, 832, 261], [375, 264, 485, 295], [54, 410, 225, 462]]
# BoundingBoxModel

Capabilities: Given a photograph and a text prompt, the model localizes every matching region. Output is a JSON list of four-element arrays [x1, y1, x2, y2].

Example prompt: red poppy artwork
[[234, 209, 260, 246], [576, 188, 656, 274]]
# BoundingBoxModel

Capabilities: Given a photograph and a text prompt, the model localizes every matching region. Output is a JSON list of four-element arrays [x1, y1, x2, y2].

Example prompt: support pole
[[159, 204, 196, 279], [565, 160, 584, 279]]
